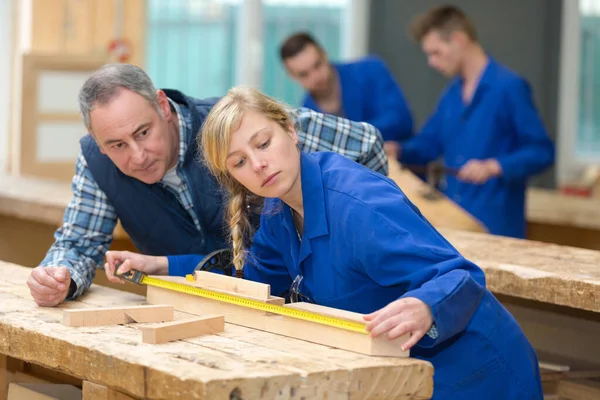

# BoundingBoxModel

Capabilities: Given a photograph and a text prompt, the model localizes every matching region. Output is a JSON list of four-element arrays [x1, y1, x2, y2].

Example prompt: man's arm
[[38, 153, 118, 300], [292, 107, 389, 176], [495, 79, 555, 181], [363, 57, 414, 143]]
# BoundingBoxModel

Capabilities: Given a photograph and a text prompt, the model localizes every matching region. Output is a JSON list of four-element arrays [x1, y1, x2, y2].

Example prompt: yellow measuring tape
[[137, 274, 368, 334]]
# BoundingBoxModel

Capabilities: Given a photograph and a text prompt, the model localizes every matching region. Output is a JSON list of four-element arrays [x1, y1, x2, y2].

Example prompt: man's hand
[[364, 297, 433, 352], [27, 266, 71, 307], [104, 251, 168, 283], [457, 159, 502, 184], [384, 141, 401, 160]]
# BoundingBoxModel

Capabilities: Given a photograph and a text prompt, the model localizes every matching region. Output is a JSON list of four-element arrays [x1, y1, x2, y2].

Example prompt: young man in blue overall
[[397, 5, 555, 238]]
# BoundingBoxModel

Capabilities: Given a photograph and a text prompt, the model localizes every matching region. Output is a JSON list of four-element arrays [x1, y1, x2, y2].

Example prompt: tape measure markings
[[142, 275, 368, 334]]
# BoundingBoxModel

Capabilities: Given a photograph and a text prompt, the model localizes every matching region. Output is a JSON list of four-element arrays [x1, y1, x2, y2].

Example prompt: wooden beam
[[140, 315, 225, 344], [82, 381, 136, 400], [146, 278, 409, 357], [62, 305, 174, 327], [194, 271, 271, 300]]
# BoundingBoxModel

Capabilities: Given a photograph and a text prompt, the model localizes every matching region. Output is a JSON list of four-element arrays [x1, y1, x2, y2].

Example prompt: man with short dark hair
[[280, 32, 414, 157], [397, 5, 555, 238], [26, 64, 388, 306]]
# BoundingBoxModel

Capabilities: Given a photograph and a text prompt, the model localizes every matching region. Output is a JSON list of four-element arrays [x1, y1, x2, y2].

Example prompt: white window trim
[[0, 0, 14, 173], [342, 0, 371, 60], [556, 0, 600, 184], [235, 0, 368, 87]]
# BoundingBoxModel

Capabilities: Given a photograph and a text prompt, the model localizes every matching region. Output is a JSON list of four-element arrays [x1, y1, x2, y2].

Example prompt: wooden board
[[140, 315, 225, 344], [388, 159, 487, 233], [146, 278, 409, 357], [195, 271, 271, 300], [62, 305, 174, 327], [440, 228, 600, 313], [0, 261, 433, 400]]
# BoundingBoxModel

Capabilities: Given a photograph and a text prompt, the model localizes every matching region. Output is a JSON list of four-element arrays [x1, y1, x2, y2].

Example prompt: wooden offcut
[[146, 276, 409, 357], [194, 271, 271, 300], [62, 305, 174, 327], [140, 315, 225, 344]]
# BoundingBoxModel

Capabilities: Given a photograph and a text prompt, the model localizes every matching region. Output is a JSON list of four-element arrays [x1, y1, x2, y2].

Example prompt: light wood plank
[[194, 271, 271, 300], [140, 315, 225, 344], [63, 305, 174, 327], [7, 383, 81, 400]]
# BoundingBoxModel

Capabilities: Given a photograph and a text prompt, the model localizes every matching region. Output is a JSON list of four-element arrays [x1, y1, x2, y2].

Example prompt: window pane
[[145, 0, 238, 98], [578, 0, 600, 157], [262, 0, 347, 105]]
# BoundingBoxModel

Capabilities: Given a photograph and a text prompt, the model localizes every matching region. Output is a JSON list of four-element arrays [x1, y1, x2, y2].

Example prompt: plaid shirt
[[40, 101, 387, 299]]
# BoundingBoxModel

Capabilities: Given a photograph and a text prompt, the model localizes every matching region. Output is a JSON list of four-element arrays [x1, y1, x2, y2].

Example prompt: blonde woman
[[107, 86, 542, 400]]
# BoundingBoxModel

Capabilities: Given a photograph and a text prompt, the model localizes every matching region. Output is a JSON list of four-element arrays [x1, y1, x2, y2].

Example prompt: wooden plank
[[147, 280, 409, 357], [556, 379, 600, 400], [82, 381, 135, 400], [388, 159, 487, 233], [140, 315, 225, 344], [194, 271, 271, 300], [63, 305, 174, 327]]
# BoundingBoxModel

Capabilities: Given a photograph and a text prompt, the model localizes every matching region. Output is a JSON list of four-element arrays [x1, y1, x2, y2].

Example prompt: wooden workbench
[[0, 261, 433, 400], [527, 188, 600, 250]]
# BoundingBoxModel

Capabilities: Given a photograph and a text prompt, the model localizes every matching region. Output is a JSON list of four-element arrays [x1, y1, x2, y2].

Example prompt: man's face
[[90, 89, 178, 184], [284, 44, 332, 95], [421, 31, 463, 77]]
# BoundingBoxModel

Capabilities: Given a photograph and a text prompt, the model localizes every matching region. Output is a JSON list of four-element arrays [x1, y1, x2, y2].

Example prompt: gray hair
[[78, 64, 159, 132]]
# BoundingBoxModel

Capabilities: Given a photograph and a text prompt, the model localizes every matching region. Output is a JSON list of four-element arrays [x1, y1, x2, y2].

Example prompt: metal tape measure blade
[[142, 275, 368, 334]]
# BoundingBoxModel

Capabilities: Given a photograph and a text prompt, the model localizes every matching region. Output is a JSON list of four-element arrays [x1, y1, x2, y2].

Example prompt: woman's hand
[[104, 251, 168, 283], [364, 297, 433, 352]]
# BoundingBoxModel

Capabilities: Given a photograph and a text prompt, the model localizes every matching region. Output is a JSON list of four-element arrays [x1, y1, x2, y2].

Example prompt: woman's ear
[[287, 121, 299, 145]]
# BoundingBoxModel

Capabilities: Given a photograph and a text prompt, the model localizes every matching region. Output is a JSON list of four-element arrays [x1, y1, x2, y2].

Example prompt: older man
[[27, 64, 387, 306]]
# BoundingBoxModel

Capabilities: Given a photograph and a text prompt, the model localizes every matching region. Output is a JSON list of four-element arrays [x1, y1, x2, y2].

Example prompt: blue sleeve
[[349, 190, 485, 348], [496, 79, 555, 181], [400, 101, 444, 165], [363, 58, 414, 143], [167, 254, 204, 276], [244, 214, 293, 297]]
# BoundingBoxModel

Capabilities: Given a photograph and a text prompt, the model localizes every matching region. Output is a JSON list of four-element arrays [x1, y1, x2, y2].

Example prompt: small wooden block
[[194, 271, 271, 300], [62, 305, 174, 327], [140, 315, 225, 344]]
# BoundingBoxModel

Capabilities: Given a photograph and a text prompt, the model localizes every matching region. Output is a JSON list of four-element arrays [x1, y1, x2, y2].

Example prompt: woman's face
[[225, 110, 301, 200]]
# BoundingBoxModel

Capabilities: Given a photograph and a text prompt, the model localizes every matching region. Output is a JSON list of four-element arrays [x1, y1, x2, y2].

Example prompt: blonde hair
[[200, 86, 293, 275]]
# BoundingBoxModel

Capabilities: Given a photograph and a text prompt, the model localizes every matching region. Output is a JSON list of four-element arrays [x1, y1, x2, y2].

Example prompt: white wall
[[0, 0, 14, 173]]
